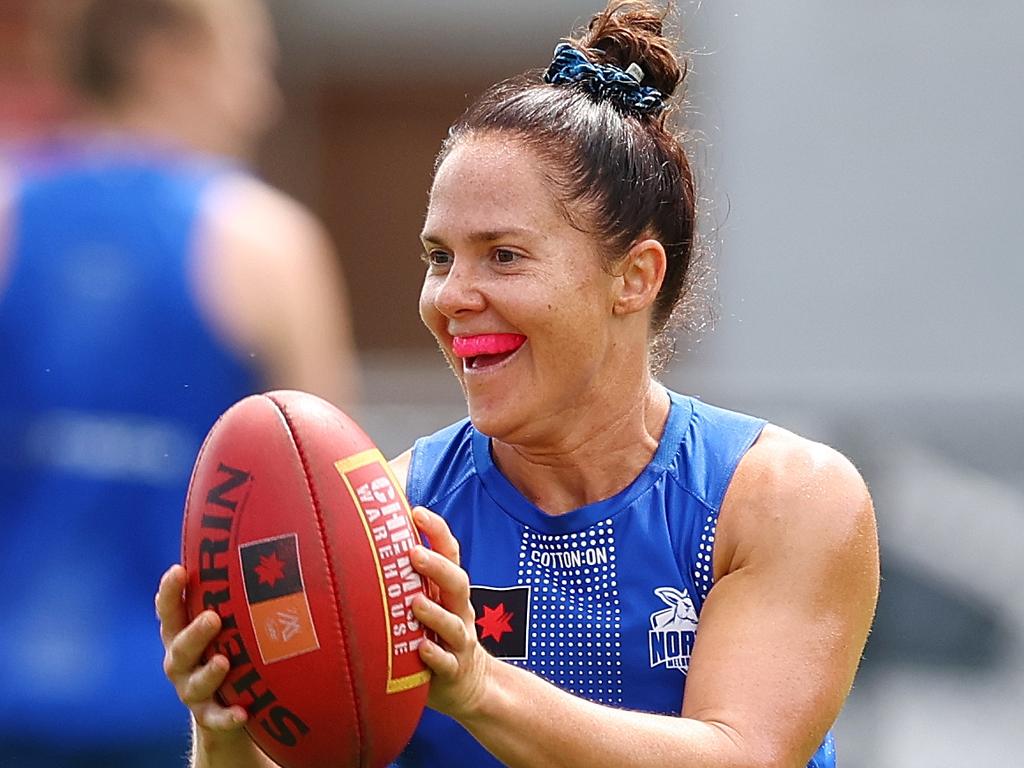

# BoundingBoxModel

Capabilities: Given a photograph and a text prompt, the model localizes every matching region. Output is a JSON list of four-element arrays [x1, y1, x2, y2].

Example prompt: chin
[[465, 398, 521, 441], [465, 402, 503, 438]]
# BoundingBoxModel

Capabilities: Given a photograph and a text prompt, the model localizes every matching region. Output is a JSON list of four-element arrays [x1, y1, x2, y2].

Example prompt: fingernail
[[412, 507, 428, 525]]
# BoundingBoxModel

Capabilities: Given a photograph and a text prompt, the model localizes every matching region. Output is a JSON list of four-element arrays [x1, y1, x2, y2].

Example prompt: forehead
[[424, 136, 565, 238]]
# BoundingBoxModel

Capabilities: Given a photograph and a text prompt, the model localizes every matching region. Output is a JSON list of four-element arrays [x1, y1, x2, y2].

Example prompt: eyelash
[[494, 249, 519, 264], [421, 250, 452, 267], [420, 249, 520, 268]]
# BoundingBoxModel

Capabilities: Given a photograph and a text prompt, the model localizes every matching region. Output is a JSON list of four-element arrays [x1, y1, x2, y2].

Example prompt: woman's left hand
[[410, 506, 493, 721]]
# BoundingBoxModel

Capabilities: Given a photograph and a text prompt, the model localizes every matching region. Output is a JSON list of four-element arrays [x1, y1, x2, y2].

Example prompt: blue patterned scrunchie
[[543, 42, 666, 117]]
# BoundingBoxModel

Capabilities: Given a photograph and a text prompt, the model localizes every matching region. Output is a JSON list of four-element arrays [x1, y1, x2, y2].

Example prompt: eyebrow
[[420, 227, 538, 246]]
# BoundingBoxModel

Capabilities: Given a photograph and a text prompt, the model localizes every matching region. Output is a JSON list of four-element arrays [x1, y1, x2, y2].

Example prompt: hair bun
[[576, 1, 685, 101]]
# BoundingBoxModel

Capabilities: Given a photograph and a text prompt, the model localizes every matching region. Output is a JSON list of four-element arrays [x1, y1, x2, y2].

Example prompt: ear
[[612, 238, 667, 317]]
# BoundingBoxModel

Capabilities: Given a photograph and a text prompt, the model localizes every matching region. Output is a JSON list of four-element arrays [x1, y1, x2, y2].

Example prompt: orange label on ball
[[335, 449, 431, 694], [249, 594, 320, 663]]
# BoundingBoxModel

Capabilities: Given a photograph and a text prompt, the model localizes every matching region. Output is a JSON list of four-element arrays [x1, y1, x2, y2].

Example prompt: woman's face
[[419, 135, 636, 444]]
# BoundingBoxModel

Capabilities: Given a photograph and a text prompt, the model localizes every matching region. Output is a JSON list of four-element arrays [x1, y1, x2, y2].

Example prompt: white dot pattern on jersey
[[515, 519, 623, 705], [694, 509, 717, 601]]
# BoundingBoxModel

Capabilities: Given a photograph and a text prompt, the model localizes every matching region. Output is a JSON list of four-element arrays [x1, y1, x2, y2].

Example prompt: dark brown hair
[[437, 1, 700, 372], [57, 0, 210, 104]]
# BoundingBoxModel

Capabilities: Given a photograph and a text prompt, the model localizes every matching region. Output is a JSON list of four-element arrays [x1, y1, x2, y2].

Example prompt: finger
[[413, 507, 460, 567], [411, 545, 473, 621], [181, 653, 230, 705], [412, 594, 473, 653], [164, 610, 222, 683], [156, 564, 188, 647], [417, 637, 460, 679], [192, 700, 249, 732]]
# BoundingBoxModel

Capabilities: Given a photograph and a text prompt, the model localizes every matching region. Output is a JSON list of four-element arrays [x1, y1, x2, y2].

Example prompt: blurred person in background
[[0, 0, 357, 765]]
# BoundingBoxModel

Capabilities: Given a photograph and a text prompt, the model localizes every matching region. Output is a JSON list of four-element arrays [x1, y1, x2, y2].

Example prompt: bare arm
[[682, 426, 879, 761], [409, 426, 879, 767], [191, 175, 359, 409]]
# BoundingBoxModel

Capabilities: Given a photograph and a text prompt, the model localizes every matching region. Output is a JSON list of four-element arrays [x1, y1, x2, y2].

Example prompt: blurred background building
[[2, 1, 1021, 765]]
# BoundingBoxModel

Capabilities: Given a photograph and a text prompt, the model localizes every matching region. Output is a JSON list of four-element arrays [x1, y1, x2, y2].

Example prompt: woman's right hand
[[155, 565, 249, 734]]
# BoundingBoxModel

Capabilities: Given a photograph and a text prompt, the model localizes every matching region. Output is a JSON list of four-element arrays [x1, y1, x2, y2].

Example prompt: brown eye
[[427, 250, 452, 267], [495, 249, 519, 264]]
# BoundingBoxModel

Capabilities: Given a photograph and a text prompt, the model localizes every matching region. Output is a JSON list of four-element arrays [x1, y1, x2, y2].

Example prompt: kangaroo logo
[[648, 587, 698, 673]]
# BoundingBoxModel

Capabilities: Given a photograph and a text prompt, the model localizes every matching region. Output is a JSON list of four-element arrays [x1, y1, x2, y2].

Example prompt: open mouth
[[452, 333, 527, 371]]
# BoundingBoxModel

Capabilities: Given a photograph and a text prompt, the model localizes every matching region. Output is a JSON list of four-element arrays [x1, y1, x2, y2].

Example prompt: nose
[[431, 259, 486, 319]]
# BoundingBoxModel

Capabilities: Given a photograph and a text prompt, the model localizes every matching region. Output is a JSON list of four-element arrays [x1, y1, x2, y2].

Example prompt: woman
[[157, 2, 879, 766]]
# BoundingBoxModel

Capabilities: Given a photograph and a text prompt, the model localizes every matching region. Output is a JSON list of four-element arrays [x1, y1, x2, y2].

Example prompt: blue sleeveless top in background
[[399, 391, 836, 768], [0, 141, 260, 747]]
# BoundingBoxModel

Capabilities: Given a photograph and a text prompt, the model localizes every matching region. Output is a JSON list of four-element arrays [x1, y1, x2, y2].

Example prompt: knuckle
[[184, 663, 219, 703], [194, 707, 218, 729], [451, 619, 471, 649], [181, 676, 204, 705], [164, 636, 191, 676], [162, 651, 176, 679]]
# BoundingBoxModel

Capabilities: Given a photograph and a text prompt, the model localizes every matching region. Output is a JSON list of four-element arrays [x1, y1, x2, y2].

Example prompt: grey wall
[[681, 0, 1023, 406]]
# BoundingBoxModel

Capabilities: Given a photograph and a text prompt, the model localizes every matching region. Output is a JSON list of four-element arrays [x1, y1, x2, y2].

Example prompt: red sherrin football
[[181, 390, 431, 768]]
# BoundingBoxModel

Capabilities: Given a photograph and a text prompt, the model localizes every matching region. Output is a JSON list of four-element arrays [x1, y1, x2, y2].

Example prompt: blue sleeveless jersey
[[0, 142, 260, 746], [399, 391, 836, 767]]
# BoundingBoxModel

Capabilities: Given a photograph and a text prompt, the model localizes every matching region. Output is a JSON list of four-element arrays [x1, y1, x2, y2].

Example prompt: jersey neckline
[[470, 391, 693, 533]]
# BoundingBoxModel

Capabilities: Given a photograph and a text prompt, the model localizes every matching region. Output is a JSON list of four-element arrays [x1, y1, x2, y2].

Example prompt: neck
[[491, 378, 671, 516], [79, 98, 238, 160]]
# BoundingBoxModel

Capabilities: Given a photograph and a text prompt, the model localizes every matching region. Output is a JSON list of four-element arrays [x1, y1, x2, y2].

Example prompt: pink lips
[[452, 333, 527, 359]]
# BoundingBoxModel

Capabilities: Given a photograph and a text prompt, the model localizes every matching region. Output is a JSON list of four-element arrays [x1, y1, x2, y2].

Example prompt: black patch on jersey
[[470, 584, 530, 660]]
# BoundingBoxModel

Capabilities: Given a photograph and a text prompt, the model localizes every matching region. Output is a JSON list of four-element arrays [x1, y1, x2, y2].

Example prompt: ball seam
[[268, 393, 368, 765]]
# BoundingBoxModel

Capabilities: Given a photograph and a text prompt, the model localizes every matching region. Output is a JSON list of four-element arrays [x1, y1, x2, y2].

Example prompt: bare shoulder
[[715, 424, 878, 578], [189, 171, 355, 406], [688, 425, 879, 756], [390, 449, 414, 494], [199, 173, 331, 262]]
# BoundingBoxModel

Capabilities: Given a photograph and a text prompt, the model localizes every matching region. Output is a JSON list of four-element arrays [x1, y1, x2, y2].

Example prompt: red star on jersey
[[255, 551, 286, 587], [476, 602, 514, 643]]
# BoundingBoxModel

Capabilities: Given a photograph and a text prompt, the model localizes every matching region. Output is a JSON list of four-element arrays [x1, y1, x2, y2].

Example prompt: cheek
[[418, 282, 441, 334], [531, 276, 613, 357], [551, 272, 613, 325]]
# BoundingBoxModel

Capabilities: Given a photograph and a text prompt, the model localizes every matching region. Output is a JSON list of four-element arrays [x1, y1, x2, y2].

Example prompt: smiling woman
[[156, 2, 879, 768]]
